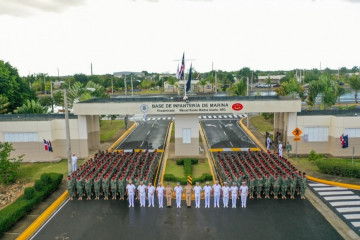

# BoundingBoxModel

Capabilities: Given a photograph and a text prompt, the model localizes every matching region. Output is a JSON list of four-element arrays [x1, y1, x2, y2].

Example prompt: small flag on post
[[43, 139, 48, 151], [179, 53, 185, 80], [186, 63, 192, 92], [187, 175, 192, 184]]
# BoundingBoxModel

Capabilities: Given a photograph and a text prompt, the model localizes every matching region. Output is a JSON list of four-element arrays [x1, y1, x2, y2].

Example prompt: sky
[[0, 0, 359, 76]]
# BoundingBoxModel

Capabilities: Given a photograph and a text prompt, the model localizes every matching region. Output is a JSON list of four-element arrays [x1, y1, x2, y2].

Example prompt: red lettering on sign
[[232, 103, 243, 111]]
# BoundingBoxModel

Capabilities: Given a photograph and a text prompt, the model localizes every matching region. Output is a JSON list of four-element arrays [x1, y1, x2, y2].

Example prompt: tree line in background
[[0, 59, 359, 114]]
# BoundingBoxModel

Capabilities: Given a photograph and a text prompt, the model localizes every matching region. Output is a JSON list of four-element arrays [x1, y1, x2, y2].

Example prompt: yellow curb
[[200, 123, 220, 185], [156, 121, 172, 186], [239, 118, 267, 151], [231, 148, 242, 151], [307, 176, 360, 190], [210, 148, 223, 152], [108, 122, 137, 152], [250, 147, 261, 151], [17, 191, 69, 240]]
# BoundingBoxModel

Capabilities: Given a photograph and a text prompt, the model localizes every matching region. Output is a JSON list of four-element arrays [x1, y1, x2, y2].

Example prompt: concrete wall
[[286, 114, 360, 157], [0, 116, 99, 162], [174, 114, 199, 156]]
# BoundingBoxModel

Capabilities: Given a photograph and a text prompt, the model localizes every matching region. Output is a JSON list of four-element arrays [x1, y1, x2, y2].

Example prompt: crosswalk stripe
[[203, 116, 207, 119], [208, 116, 212, 119], [351, 222, 360, 227], [318, 191, 354, 196], [336, 207, 360, 213], [309, 183, 328, 187], [228, 115, 233, 118], [314, 187, 346, 191], [324, 196, 360, 201], [167, 117, 171, 120], [344, 214, 360, 220], [157, 117, 161, 120], [223, 115, 228, 118], [213, 116, 217, 118], [218, 115, 222, 118], [330, 201, 360, 207]]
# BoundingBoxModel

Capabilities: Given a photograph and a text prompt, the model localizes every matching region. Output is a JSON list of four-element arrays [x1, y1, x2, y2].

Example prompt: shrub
[[164, 174, 176, 181], [193, 173, 213, 183], [0, 142, 23, 185], [34, 180, 44, 191], [315, 159, 360, 178], [40, 173, 51, 184], [176, 158, 199, 165], [308, 150, 323, 161], [184, 159, 192, 177], [0, 173, 63, 235], [24, 187, 35, 200]]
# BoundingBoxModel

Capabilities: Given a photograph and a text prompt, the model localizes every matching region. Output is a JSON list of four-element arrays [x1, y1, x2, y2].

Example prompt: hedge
[[163, 173, 212, 185], [184, 159, 192, 177], [315, 159, 360, 178], [0, 173, 63, 235], [176, 158, 199, 165]]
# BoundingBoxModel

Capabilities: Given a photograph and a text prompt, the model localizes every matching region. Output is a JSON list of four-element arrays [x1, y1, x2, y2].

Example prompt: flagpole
[[64, 88, 72, 175]]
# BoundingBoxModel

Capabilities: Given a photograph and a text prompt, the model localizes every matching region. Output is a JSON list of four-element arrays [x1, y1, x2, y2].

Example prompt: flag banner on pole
[[48, 140, 53, 152], [186, 63, 192, 92], [43, 139, 48, 151], [179, 53, 185, 80]]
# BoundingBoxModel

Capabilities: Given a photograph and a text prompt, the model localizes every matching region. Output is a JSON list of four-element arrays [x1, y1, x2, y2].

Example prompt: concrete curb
[[239, 117, 267, 152], [307, 176, 360, 190], [155, 121, 172, 186], [17, 191, 69, 240], [108, 122, 137, 151]]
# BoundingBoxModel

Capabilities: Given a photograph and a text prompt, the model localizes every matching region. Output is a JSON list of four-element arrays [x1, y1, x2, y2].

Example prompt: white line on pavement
[[140, 141, 144, 147], [218, 115, 222, 118], [318, 191, 354, 196], [147, 131, 150, 135], [344, 214, 360, 220], [313, 187, 347, 191], [351, 222, 360, 227], [230, 142, 233, 147], [330, 201, 360, 207], [324, 196, 360, 201], [309, 183, 328, 187], [336, 207, 360, 213], [223, 131, 227, 136]]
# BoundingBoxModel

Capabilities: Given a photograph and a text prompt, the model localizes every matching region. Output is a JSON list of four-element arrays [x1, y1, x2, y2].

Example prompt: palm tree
[[336, 86, 346, 104], [166, 77, 177, 93], [233, 80, 247, 96], [207, 75, 215, 92], [0, 95, 10, 114], [349, 75, 360, 103], [198, 79, 207, 92], [14, 100, 47, 114]]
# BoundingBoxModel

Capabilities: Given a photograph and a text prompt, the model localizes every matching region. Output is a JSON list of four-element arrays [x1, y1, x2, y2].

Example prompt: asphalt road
[[115, 119, 170, 150], [202, 119, 256, 149], [33, 198, 342, 240]]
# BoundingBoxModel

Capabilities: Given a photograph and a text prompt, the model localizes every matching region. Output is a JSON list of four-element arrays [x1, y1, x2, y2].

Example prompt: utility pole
[[64, 88, 72, 174], [111, 76, 114, 94], [131, 75, 134, 96], [215, 72, 217, 95], [124, 75, 127, 95], [50, 79, 54, 113]]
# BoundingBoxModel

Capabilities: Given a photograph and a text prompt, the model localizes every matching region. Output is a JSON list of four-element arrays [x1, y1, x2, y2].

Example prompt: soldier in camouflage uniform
[[76, 176, 84, 200], [118, 177, 125, 200], [111, 176, 118, 200], [256, 175, 263, 199], [264, 174, 271, 199], [67, 175, 75, 201], [289, 174, 297, 199], [94, 176, 101, 200], [85, 176, 93, 200], [102, 174, 110, 200], [249, 176, 255, 199], [281, 174, 289, 199], [273, 174, 281, 199], [300, 172, 307, 199]]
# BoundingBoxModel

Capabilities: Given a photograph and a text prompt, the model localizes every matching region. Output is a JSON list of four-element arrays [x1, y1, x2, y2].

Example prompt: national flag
[[48, 140, 53, 152], [43, 139, 48, 151], [342, 135, 349, 148], [186, 63, 192, 92], [178, 53, 185, 80], [176, 63, 180, 79]]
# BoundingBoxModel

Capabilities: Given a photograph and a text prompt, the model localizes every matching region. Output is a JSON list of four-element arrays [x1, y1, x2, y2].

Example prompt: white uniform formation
[[126, 180, 249, 209]]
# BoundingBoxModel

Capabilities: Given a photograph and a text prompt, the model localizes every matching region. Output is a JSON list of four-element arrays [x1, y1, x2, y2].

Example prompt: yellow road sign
[[292, 128, 302, 136], [294, 137, 301, 142]]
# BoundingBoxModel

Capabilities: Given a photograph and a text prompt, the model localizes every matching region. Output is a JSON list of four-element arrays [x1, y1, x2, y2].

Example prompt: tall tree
[[0, 60, 37, 112], [233, 80, 247, 96], [14, 99, 47, 114], [198, 79, 207, 92], [349, 75, 360, 103], [0, 95, 10, 114]]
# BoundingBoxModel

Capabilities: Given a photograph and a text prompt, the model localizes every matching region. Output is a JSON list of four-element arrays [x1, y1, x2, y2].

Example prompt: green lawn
[[19, 159, 84, 182], [291, 157, 320, 172], [100, 120, 125, 142], [250, 115, 273, 133], [165, 160, 183, 177], [165, 159, 211, 178]]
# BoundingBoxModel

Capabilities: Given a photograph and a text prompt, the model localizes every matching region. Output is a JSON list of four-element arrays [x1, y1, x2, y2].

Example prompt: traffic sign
[[294, 137, 301, 142], [292, 128, 302, 136]]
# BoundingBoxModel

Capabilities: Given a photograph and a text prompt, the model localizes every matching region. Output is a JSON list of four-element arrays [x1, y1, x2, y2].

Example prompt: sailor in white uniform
[[212, 181, 221, 208], [174, 182, 183, 208], [193, 182, 202, 208], [156, 183, 165, 208], [147, 182, 155, 207], [203, 182, 212, 208], [239, 181, 249, 208], [126, 180, 136, 207], [137, 181, 147, 207], [221, 182, 230, 208], [230, 182, 239, 208]]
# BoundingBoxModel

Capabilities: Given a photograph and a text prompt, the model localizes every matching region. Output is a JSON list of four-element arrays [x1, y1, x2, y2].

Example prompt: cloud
[[343, 0, 360, 3], [0, 0, 86, 17]]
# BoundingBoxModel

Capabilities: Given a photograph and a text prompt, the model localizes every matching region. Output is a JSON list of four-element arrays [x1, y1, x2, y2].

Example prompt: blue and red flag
[[178, 53, 185, 80]]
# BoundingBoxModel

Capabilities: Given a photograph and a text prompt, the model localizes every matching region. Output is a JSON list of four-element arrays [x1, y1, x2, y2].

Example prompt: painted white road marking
[[351, 222, 360, 227], [147, 131, 150, 135], [336, 207, 360, 213], [309, 183, 328, 187], [314, 187, 347, 191], [324, 196, 360, 201], [229, 141, 234, 147], [330, 201, 360, 207], [343, 214, 360, 220], [318, 191, 354, 196], [223, 131, 227, 136]]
